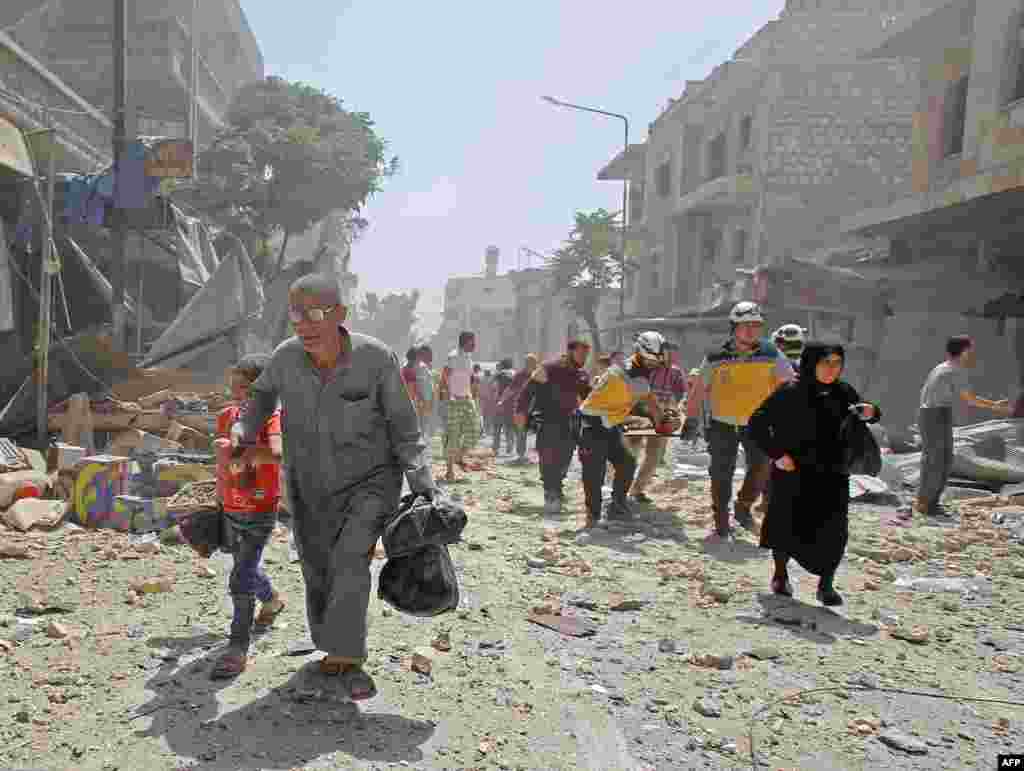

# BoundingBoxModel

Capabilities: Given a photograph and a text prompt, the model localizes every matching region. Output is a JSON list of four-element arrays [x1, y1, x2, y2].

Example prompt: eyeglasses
[[288, 305, 337, 324]]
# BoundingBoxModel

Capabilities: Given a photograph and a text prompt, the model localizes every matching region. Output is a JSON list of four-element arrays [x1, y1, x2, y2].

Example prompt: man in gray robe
[[234, 273, 435, 699]]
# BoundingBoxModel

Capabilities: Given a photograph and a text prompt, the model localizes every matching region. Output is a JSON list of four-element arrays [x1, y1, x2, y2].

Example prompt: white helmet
[[634, 330, 667, 357], [729, 301, 764, 324], [773, 324, 806, 346]]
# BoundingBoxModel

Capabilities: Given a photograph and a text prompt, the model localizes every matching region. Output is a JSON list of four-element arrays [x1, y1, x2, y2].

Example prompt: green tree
[[546, 208, 623, 353], [353, 290, 420, 350], [186, 76, 398, 280]]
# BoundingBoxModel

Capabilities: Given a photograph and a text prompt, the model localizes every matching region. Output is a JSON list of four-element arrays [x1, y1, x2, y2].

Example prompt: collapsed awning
[[0, 115, 33, 177], [141, 241, 264, 371]]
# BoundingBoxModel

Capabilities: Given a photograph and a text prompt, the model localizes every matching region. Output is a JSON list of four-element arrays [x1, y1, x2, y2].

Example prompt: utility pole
[[35, 115, 57, 445], [186, 0, 199, 181], [111, 0, 128, 350]]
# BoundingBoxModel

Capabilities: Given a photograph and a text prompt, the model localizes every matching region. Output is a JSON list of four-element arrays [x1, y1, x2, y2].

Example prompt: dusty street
[[1, 438, 1024, 771]]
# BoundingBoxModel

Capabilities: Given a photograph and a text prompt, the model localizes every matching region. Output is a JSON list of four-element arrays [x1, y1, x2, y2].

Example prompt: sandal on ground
[[319, 656, 346, 676], [340, 666, 378, 701], [631, 492, 653, 504], [210, 649, 248, 679], [770, 576, 794, 597], [254, 596, 286, 627]]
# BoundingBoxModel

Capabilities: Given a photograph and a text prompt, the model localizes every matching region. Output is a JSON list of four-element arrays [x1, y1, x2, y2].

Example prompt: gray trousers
[[292, 471, 401, 660], [918, 406, 953, 510]]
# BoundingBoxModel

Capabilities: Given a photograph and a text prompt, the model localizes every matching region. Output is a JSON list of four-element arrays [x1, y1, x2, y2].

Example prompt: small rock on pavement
[[45, 621, 69, 639], [564, 592, 599, 611], [410, 648, 433, 675], [658, 639, 677, 654], [693, 695, 722, 718], [878, 729, 929, 755], [690, 652, 734, 670], [431, 631, 451, 652], [848, 671, 880, 689], [703, 586, 733, 603], [608, 594, 648, 612], [746, 646, 781, 661], [129, 577, 173, 594], [526, 557, 548, 569], [981, 634, 1011, 651]]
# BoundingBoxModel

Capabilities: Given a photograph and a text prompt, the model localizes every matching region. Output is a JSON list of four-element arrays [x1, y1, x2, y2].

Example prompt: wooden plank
[[623, 429, 684, 438], [48, 409, 170, 434]]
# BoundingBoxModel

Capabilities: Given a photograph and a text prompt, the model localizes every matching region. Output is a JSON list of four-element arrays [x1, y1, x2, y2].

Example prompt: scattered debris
[[431, 631, 451, 652], [410, 648, 433, 675], [693, 695, 722, 718], [526, 612, 596, 638], [878, 729, 928, 755], [608, 593, 648, 612]]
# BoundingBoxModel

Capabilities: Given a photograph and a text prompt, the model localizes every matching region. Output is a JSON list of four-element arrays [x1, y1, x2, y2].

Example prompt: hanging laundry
[[114, 141, 159, 210]]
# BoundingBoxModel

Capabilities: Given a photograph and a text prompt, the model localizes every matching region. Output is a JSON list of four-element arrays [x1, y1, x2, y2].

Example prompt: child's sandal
[[254, 596, 285, 627]]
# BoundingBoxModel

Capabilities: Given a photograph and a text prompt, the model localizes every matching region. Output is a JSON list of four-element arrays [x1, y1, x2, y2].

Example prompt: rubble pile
[[0, 384, 225, 546]]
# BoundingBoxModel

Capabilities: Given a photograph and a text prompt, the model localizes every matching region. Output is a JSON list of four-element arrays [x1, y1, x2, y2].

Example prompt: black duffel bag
[[383, 492, 468, 558], [841, 412, 883, 477], [177, 506, 226, 558], [378, 543, 460, 617]]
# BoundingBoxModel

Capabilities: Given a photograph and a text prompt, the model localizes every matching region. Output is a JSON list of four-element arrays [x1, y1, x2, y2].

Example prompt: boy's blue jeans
[[225, 512, 276, 629]]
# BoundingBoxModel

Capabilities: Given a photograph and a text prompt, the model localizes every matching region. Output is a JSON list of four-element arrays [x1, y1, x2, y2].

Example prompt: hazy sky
[[242, 0, 784, 324]]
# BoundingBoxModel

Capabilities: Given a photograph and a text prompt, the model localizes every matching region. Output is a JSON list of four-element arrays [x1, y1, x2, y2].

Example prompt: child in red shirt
[[210, 354, 285, 679]]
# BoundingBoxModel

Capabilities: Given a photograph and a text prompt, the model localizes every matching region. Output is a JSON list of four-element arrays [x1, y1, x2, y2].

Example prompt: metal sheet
[[0, 116, 33, 177]]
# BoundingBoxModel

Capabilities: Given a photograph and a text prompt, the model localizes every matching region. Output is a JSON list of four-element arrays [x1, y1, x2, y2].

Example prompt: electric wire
[[4, 243, 111, 392], [746, 683, 1024, 771]]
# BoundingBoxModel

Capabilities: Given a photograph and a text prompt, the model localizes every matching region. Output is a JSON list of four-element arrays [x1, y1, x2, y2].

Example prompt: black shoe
[[771, 576, 794, 597], [816, 585, 843, 606], [605, 499, 634, 521], [734, 510, 756, 531]]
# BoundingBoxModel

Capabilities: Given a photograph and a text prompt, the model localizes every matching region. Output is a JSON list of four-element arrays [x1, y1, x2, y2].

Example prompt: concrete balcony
[[676, 172, 758, 215], [0, 31, 112, 172]]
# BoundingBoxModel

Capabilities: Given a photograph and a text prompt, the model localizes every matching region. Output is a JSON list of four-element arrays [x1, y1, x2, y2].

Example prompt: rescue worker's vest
[[703, 339, 783, 426]]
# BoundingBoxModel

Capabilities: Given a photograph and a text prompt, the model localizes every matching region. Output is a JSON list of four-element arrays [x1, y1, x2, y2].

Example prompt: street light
[[542, 95, 630, 338]]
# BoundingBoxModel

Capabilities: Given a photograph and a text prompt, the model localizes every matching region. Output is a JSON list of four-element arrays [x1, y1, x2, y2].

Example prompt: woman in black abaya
[[747, 341, 881, 606]]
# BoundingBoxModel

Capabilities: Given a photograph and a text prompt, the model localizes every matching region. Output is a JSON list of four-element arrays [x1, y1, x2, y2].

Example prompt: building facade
[[839, 0, 1023, 424], [433, 248, 619, 365], [607, 0, 945, 330], [2, 0, 262, 148]]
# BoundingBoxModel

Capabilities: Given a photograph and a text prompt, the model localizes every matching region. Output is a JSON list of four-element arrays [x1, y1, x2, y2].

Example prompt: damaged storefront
[[0, 125, 265, 444]]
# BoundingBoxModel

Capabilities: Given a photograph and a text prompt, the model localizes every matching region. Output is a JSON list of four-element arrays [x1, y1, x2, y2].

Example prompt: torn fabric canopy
[[141, 242, 264, 370], [0, 116, 33, 177]]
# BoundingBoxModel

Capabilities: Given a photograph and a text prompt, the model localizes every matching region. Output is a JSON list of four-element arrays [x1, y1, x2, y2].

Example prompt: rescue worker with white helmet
[[577, 332, 674, 525], [773, 324, 807, 367], [624, 333, 688, 505], [682, 302, 793, 538]]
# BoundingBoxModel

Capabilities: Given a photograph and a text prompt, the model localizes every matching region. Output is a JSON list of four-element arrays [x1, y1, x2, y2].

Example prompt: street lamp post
[[542, 95, 629, 343]]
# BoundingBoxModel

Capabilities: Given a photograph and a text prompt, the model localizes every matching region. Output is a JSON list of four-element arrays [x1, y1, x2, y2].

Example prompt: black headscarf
[[798, 340, 845, 399]]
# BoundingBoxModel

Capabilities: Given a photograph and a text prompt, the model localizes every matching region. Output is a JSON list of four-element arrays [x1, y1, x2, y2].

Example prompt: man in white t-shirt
[[440, 331, 479, 482], [916, 335, 1010, 517]]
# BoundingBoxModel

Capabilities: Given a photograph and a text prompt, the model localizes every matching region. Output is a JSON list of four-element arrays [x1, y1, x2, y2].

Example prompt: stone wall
[[763, 61, 919, 199], [871, 311, 1016, 429]]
